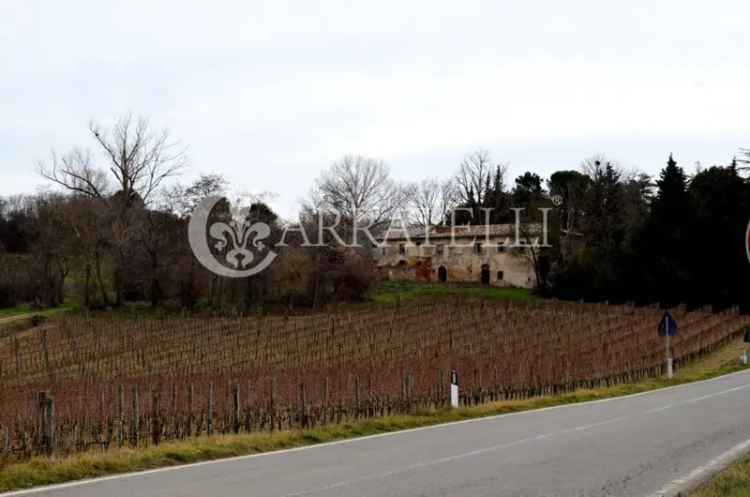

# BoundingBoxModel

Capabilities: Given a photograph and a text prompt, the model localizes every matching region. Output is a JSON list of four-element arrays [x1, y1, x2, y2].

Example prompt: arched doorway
[[480, 264, 490, 285], [438, 266, 447, 282]]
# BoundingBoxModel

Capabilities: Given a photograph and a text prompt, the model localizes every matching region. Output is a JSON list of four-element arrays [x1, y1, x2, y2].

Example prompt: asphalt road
[[6, 370, 750, 497]]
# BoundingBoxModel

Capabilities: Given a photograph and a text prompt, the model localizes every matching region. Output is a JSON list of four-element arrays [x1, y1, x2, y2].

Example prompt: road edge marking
[[646, 437, 750, 497]]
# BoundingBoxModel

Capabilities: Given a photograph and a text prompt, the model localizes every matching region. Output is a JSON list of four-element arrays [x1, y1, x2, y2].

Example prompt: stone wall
[[374, 240, 536, 289]]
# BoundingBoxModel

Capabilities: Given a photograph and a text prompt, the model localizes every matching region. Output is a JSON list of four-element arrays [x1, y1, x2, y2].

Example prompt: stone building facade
[[373, 224, 541, 289]]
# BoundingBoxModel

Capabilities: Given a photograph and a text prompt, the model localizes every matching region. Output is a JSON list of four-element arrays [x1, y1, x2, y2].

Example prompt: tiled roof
[[379, 224, 543, 241]]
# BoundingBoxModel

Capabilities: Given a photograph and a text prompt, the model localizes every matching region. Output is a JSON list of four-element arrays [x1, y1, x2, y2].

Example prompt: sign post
[[450, 370, 459, 408], [658, 311, 678, 379], [742, 329, 750, 365]]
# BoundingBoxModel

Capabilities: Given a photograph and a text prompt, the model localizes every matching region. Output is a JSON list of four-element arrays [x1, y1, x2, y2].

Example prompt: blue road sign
[[658, 311, 678, 337], [744, 328, 750, 344]]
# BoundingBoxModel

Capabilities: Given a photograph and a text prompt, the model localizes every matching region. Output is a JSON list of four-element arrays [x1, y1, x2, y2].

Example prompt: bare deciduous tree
[[437, 179, 458, 225], [735, 149, 750, 176], [163, 173, 228, 217], [580, 154, 620, 179], [455, 149, 507, 206], [408, 178, 457, 227], [40, 114, 186, 207], [39, 115, 187, 306], [312, 155, 407, 232], [39, 148, 110, 199]]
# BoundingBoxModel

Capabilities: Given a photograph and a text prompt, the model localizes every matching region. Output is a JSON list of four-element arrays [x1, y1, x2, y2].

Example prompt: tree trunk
[[150, 251, 161, 308], [94, 251, 110, 306], [84, 262, 91, 308]]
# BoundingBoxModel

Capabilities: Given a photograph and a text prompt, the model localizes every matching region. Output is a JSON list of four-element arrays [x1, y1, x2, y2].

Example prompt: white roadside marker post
[[450, 370, 459, 408]]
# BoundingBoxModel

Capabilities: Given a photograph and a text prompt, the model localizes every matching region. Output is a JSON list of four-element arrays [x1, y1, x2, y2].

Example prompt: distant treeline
[[543, 156, 750, 310], [1, 114, 749, 311], [0, 190, 371, 312], [404, 151, 750, 310]]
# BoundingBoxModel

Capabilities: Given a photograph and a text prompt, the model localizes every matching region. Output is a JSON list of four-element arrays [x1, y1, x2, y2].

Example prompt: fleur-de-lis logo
[[209, 213, 271, 269], [188, 197, 278, 278]]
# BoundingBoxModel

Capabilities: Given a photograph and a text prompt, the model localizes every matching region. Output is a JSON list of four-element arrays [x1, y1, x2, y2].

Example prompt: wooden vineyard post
[[188, 384, 194, 437], [322, 378, 329, 425], [367, 375, 373, 417], [401, 373, 407, 402], [2, 428, 10, 455], [131, 385, 140, 447], [117, 385, 124, 448], [404, 372, 414, 409], [98, 389, 106, 446], [151, 388, 161, 446], [270, 378, 276, 432], [207, 383, 214, 436], [41, 329, 51, 379], [298, 382, 306, 428], [171, 383, 178, 437], [13, 335, 21, 379], [232, 384, 241, 434], [354, 376, 360, 419], [474, 369, 480, 405], [38, 392, 55, 454], [437, 370, 443, 405]]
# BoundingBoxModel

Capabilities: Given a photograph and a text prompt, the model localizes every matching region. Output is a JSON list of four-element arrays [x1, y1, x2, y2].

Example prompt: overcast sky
[[2, 1, 749, 217]]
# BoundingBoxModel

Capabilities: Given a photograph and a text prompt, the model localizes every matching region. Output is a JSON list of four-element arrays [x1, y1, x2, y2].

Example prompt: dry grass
[[690, 454, 750, 497]]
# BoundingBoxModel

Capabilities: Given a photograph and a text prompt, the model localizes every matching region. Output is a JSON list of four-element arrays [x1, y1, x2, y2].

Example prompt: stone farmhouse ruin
[[374, 224, 543, 289]]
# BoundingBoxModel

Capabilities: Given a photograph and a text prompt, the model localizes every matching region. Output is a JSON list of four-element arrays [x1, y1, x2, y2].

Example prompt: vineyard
[[0, 300, 748, 459]]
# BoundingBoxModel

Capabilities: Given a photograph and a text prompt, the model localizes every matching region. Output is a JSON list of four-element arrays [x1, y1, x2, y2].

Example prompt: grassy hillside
[[0, 304, 75, 320], [0, 305, 33, 318], [368, 280, 533, 304]]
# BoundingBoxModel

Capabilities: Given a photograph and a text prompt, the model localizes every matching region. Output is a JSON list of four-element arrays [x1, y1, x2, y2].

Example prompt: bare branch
[[408, 177, 457, 227], [455, 149, 506, 206], [88, 115, 187, 205], [39, 148, 109, 199], [313, 155, 408, 229]]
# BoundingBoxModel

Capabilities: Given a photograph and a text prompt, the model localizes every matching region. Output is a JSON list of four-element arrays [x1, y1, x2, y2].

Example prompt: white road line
[[645, 405, 674, 414], [283, 384, 750, 496], [2, 369, 748, 497], [646, 438, 750, 497], [645, 383, 750, 414], [686, 384, 749, 404], [285, 416, 630, 497]]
